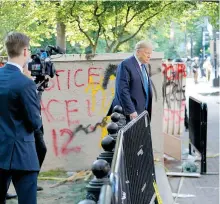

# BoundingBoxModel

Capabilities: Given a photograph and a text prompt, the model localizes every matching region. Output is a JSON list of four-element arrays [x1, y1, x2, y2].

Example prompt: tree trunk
[[56, 22, 66, 51], [105, 41, 117, 53]]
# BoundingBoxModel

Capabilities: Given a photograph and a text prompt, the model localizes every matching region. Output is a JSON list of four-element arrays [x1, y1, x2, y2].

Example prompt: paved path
[[167, 77, 219, 204], [7, 178, 87, 204]]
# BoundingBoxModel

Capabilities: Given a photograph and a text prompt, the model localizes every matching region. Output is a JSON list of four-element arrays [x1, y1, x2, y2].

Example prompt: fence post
[[97, 131, 117, 165], [106, 122, 119, 140], [112, 105, 127, 127], [78, 105, 125, 203], [111, 112, 120, 123], [86, 159, 110, 202]]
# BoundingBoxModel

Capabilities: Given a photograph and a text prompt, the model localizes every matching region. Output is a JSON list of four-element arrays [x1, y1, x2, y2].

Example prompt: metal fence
[[110, 111, 157, 204], [189, 96, 208, 174]]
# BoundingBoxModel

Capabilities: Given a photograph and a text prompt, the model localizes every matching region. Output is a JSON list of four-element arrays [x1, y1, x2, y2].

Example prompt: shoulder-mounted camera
[[28, 45, 65, 92]]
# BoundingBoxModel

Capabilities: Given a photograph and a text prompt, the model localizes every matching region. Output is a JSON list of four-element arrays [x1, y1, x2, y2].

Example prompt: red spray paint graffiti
[[41, 67, 106, 156], [52, 128, 82, 157], [162, 63, 187, 80], [163, 101, 186, 124], [45, 67, 102, 91], [41, 98, 93, 124]]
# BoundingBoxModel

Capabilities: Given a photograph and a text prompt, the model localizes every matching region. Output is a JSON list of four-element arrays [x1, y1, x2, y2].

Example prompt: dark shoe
[[37, 186, 43, 191], [6, 193, 17, 200]]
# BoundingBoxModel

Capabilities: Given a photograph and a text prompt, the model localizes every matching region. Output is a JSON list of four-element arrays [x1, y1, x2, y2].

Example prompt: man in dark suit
[[0, 32, 42, 204], [107, 40, 153, 122], [0, 59, 17, 200], [23, 62, 47, 192]]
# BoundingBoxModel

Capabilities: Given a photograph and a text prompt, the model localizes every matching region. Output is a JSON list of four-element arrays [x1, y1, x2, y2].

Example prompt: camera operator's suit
[[0, 63, 42, 204]]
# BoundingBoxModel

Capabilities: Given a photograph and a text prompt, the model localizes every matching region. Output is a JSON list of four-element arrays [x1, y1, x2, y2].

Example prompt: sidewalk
[[166, 77, 219, 204], [7, 179, 87, 204]]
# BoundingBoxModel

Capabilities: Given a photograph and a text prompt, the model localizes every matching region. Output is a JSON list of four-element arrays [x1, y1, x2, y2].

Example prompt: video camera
[[28, 45, 65, 92]]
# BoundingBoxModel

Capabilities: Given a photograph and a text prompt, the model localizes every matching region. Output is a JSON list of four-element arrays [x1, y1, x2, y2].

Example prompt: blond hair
[[135, 40, 153, 50], [5, 32, 30, 58]]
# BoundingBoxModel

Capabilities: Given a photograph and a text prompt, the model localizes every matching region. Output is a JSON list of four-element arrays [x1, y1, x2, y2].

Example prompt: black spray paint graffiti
[[102, 64, 117, 90], [102, 63, 159, 101], [72, 117, 108, 136], [71, 64, 162, 136], [162, 79, 186, 109]]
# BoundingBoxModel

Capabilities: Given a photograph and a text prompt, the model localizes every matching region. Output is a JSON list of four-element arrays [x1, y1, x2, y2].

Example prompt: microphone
[[48, 45, 66, 54]]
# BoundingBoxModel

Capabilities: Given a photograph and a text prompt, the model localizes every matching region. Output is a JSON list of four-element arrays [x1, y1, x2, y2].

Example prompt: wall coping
[[51, 52, 164, 62], [1, 52, 164, 63]]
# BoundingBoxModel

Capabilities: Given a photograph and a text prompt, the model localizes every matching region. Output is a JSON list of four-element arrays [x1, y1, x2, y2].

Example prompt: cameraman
[[0, 32, 42, 204]]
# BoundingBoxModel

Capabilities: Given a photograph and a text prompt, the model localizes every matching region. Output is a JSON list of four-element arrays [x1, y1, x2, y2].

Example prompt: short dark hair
[[4, 32, 30, 58]]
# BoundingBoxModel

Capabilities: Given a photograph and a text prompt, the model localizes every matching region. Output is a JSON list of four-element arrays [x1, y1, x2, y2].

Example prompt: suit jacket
[[0, 64, 42, 171], [107, 55, 153, 119]]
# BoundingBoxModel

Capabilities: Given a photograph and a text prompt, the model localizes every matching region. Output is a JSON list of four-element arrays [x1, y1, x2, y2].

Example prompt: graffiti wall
[[162, 62, 186, 159], [1, 53, 164, 171]]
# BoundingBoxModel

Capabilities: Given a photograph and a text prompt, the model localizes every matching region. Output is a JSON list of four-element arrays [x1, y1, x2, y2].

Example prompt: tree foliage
[[63, 1, 197, 53], [0, 0, 57, 54], [0, 0, 218, 55]]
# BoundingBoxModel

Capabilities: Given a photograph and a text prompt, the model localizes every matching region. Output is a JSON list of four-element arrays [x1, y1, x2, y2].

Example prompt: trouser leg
[[0, 169, 11, 204], [12, 170, 38, 204]]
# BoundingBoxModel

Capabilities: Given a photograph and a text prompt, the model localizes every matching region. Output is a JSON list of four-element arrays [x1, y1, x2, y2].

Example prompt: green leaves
[[0, 0, 218, 54], [0, 0, 56, 51]]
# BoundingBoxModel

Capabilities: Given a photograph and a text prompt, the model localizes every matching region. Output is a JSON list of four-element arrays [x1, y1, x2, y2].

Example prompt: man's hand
[[129, 111, 138, 120]]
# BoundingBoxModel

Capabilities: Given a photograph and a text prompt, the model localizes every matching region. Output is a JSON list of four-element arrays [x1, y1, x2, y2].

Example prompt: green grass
[[39, 168, 67, 178]]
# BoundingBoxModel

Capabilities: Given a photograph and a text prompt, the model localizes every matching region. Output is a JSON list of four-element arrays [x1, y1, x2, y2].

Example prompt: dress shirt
[[134, 54, 149, 78], [7, 62, 23, 73]]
